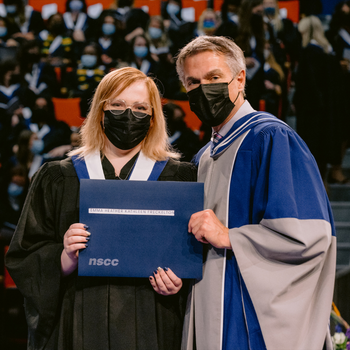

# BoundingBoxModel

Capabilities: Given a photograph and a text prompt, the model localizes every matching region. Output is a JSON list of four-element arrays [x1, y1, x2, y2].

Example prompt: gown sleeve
[[5, 161, 70, 348], [229, 125, 336, 350]]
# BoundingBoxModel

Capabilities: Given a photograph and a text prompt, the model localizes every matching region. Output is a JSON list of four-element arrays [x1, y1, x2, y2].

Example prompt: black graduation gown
[[5, 155, 197, 350]]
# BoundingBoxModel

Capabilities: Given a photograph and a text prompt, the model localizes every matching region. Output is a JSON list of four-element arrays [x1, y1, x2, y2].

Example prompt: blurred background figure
[[235, 0, 266, 110], [326, 1, 350, 184], [39, 13, 75, 68], [1, 0, 44, 42], [215, 0, 240, 38], [161, 0, 196, 55], [294, 15, 344, 183], [163, 102, 201, 161], [63, 42, 106, 116], [27, 96, 71, 178], [93, 10, 128, 69], [261, 42, 284, 117], [0, 60, 35, 164], [195, 8, 220, 37], [145, 15, 171, 60], [18, 39, 58, 97], [127, 34, 159, 75], [63, 0, 91, 43]]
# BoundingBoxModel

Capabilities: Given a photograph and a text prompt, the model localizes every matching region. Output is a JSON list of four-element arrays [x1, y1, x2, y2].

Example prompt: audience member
[[2, 0, 45, 41], [63, 43, 106, 116], [27, 96, 71, 178], [39, 13, 75, 68], [235, 0, 266, 110], [163, 102, 201, 161], [215, 0, 239, 38], [261, 42, 284, 117], [161, 0, 196, 55], [63, 0, 91, 43], [18, 39, 58, 97], [195, 9, 220, 37], [93, 10, 129, 69], [294, 15, 344, 182], [127, 34, 159, 76]]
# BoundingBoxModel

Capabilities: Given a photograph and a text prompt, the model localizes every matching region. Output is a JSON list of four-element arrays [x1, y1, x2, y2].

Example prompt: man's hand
[[188, 209, 231, 249]]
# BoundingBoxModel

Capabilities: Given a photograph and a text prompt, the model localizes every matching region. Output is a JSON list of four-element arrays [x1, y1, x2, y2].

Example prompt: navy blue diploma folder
[[78, 180, 203, 279]]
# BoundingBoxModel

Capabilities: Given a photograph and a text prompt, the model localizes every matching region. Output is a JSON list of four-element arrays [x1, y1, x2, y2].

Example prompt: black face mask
[[103, 109, 151, 150], [187, 78, 239, 127]]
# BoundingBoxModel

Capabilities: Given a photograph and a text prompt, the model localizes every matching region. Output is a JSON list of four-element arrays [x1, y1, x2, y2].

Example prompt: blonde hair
[[197, 9, 220, 35], [176, 36, 246, 87], [298, 16, 332, 53], [264, 0, 283, 32], [69, 67, 179, 161]]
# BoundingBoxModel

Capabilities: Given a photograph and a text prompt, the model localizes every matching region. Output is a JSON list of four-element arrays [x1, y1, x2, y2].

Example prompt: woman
[[128, 34, 159, 76], [5, 67, 197, 350], [294, 15, 343, 183]]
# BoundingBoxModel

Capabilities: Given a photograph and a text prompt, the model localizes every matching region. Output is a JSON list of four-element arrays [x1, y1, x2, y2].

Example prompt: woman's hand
[[149, 267, 182, 295], [61, 223, 90, 276]]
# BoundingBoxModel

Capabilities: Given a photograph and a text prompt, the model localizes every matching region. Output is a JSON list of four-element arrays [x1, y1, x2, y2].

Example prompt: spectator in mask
[[0, 60, 35, 163], [195, 9, 221, 37], [39, 13, 75, 68], [235, 0, 266, 110], [63, 0, 92, 43], [93, 10, 129, 69], [145, 15, 172, 62], [18, 39, 58, 97], [260, 42, 284, 117], [215, 0, 240, 38], [127, 34, 159, 76], [2, 0, 45, 41], [161, 0, 196, 56], [27, 96, 71, 178], [63, 43, 106, 116], [163, 102, 201, 161]]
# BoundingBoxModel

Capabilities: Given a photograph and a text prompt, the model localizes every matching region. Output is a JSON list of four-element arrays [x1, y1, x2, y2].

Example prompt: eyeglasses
[[105, 99, 153, 119]]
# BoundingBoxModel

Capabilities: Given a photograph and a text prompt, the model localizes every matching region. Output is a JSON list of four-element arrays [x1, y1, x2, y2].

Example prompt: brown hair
[[69, 67, 179, 161]]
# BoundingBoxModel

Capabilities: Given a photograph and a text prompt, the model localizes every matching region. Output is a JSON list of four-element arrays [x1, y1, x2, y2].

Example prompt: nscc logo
[[88, 258, 119, 266]]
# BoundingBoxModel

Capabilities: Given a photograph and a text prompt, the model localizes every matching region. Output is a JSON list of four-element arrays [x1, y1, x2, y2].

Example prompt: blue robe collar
[[210, 111, 286, 158]]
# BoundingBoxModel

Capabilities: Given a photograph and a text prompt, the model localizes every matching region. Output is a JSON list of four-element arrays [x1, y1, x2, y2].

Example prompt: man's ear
[[236, 70, 246, 92]]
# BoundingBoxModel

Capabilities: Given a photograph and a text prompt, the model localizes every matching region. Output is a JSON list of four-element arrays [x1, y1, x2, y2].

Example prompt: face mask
[[10, 73, 21, 85], [148, 27, 163, 39], [69, 0, 83, 12], [264, 7, 276, 16], [31, 108, 48, 124], [187, 78, 238, 127], [31, 139, 44, 155], [27, 52, 41, 63], [81, 54, 97, 68], [8, 183, 24, 197], [102, 23, 116, 36], [0, 26, 7, 37], [167, 3, 180, 16], [134, 46, 148, 58], [51, 22, 65, 35], [103, 109, 151, 150], [5, 5, 17, 14], [203, 20, 216, 29]]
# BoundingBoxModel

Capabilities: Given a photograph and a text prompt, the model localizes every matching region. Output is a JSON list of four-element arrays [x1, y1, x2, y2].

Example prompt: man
[[176, 36, 336, 350]]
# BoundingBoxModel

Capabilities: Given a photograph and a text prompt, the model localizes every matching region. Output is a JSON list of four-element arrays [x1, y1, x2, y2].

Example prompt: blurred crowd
[[0, 0, 350, 233]]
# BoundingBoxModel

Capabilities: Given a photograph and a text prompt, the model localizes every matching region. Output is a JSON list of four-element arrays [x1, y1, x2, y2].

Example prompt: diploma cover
[[78, 180, 203, 278]]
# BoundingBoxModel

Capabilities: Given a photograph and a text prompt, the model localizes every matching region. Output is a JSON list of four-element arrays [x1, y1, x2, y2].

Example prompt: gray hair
[[175, 36, 246, 86]]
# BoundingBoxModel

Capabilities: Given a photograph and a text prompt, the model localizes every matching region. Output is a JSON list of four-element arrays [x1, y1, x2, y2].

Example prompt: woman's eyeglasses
[[106, 99, 153, 118]]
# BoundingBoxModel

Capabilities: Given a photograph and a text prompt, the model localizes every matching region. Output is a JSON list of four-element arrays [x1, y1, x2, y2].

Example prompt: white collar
[[339, 28, 350, 46]]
